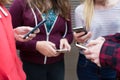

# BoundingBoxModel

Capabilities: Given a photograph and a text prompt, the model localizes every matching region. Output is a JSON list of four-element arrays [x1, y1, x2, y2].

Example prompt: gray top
[[75, 2, 120, 41]]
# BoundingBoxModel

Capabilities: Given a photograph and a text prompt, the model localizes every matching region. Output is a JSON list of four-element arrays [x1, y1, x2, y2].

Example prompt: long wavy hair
[[27, 0, 71, 20], [0, 0, 12, 5], [83, 0, 94, 30]]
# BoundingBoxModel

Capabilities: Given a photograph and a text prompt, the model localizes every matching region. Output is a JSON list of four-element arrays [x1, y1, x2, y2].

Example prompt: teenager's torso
[[0, 5, 26, 80], [75, 2, 120, 41], [9, 0, 73, 64]]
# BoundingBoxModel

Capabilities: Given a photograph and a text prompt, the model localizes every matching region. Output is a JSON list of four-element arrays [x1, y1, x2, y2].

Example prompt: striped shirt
[[75, 2, 120, 41]]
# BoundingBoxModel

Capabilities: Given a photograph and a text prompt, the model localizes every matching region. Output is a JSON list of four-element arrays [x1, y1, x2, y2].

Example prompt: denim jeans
[[77, 54, 117, 80]]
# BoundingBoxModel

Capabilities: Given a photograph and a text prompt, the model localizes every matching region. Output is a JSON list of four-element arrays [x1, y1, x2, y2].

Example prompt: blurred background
[[64, 0, 83, 80]]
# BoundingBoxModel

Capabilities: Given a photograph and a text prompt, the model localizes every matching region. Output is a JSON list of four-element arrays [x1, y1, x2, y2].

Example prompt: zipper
[[29, 3, 59, 64], [0, 6, 8, 18], [43, 17, 58, 64], [62, 22, 68, 38], [29, 3, 68, 64], [44, 32, 49, 64]]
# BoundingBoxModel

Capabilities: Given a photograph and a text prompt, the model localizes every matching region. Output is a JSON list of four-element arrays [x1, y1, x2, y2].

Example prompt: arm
[[100, 33, 120, 77], [84, 33, 120, 77], [9, 0, 37, 52], [63, 18, 73, 44], [74, 5, 84, 27], [74, 5, 91, 43], [14, 26, 39, 42], [59, 14, 73, 51]]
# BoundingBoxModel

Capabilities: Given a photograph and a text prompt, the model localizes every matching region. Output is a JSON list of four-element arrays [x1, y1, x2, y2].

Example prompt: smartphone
[[75, 43, 88, 50], [56, 49, 69, 53], [23, 19, 47, 39], [73, 27, 87, 34]]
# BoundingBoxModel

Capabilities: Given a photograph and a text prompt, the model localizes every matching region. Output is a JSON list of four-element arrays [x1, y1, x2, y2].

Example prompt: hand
[[59, 38, 71, 52], [74, 31, 92, 43], [83, 37, 105, 67], [14, 26, 40, 42], [36, 41, 59, 57]]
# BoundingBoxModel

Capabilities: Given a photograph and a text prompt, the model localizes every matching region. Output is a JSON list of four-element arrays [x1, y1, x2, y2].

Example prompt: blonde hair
[[0, 0, 12, 5], [27, 0, 71, 20], [83, 0, 94, 30]]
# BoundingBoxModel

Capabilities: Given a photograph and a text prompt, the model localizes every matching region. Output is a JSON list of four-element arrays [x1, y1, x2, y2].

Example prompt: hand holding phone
[[23, 19, 47, 39]]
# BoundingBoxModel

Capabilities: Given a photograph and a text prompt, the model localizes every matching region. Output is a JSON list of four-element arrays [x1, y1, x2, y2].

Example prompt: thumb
[[48, 41, 56, 49]]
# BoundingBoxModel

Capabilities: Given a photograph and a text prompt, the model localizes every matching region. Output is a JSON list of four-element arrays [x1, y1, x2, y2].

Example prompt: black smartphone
[[73, 27, 87, 34], [23, 19, 47, 39]]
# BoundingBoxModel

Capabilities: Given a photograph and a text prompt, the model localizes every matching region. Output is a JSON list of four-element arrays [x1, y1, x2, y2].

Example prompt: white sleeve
[[74, 5, 85, 28]]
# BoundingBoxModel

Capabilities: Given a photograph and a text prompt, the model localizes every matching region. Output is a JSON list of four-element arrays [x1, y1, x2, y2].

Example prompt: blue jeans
[[77, 54, 117, 80], [23, 60, 64, 80]]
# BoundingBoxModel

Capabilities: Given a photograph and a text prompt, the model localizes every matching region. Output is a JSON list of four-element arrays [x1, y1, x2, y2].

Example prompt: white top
[[75, 2, 120, 41]]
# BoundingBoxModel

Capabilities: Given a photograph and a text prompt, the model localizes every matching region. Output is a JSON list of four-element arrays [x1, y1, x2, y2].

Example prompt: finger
[[23, 26, 33, 33], [34, 29, 40, 34], [86, 40, 98, 47], [92, 59, 101, 67], [96, 37, 105, 41], [73, 32, 76, 35], [24, 36, 32, 41], [85, 54, 91, 60], [77, 32, 91, 43], [28, 34, 36, 38], [83, 49, 91, 55], [84, 32, 92, 42], [77, 32, 87, 38], [60, 42, 64, 49], [16, 35, 30, 42], [49, 48, 59, 57], [66, 44, 71, 51], [48, 42, 56, 49], [62, 44, 71, 51]]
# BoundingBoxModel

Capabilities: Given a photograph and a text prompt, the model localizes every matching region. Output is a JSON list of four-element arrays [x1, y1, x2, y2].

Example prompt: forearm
[[100, 40, 120, 77], [16, 40, 37, 52]]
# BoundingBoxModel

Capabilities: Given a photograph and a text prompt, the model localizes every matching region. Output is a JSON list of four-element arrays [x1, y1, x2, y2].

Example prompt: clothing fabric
[[23, 60, 64, 80], [100, 33, 120, 78], [74, 2, 120, 79], [77, 54, 116, 80], [9, 0, 73, 80], [42, 9, 57, 32], [75, 4, 120, 40], [0, 5, 26, 80], [9, 0, 73, 65]]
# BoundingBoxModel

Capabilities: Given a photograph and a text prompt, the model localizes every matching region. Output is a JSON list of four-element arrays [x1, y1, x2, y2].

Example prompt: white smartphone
[[56, 49, 69, 53], [75, 43, 88, 50]]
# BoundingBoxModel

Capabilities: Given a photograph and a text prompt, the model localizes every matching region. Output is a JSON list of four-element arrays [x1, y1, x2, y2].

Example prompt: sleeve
[[9, 0, 24, 27], [64, 15, 73, 44], [9, 0, 37, 52], [100, 33, 120, 77], [74, 5, 85, 28], [0, 68, 9, 80]]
